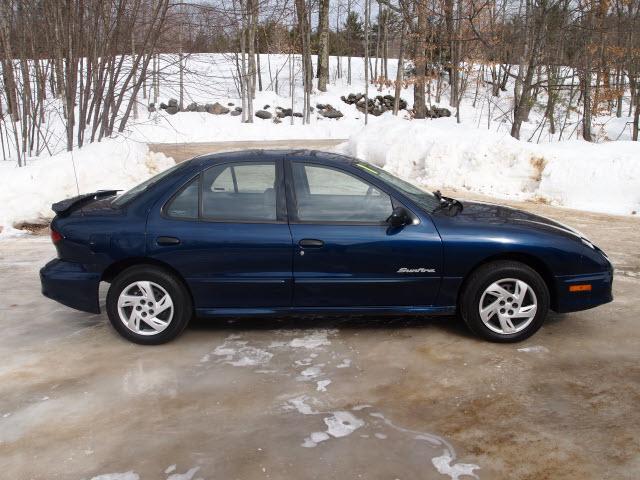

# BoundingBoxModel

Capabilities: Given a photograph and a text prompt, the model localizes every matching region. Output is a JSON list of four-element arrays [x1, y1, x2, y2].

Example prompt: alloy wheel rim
[[117, 281, 174, 336], [478, 278, 537, 335]]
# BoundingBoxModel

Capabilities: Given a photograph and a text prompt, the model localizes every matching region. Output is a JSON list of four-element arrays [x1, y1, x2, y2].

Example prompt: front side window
[[355, 162, 441, 212], [202, 162, 277, 222], [291, 163, 392, 223]]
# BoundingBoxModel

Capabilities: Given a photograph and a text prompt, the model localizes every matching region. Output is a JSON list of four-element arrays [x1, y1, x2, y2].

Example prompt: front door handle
[[156, 236, 181, 246], [299, 238, 324, 248]]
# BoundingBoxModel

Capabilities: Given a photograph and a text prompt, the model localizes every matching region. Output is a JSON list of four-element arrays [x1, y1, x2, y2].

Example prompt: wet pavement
[[1, 195, 639, 480]]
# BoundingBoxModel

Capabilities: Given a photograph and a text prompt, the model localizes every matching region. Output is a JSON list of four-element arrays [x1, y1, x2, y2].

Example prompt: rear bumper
[[40, 259, 101, 314], [552, 270, 613, 313]]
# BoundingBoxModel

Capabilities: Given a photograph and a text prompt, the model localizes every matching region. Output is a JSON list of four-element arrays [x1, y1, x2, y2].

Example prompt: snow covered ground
[[1, 53, 639, 234]]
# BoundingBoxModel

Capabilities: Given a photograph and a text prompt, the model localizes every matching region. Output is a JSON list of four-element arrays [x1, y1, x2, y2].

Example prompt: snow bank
[[344, 117, 640, 216], [535, 141, 640, 215], [0, 138, 174, 233]]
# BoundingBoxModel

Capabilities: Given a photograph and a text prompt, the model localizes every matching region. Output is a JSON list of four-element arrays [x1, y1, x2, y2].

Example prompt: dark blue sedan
[[40, 150, 613, 344]]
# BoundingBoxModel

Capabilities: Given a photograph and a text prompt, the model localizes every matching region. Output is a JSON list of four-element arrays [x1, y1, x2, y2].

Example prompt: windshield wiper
[[432, 190, 463, 215]]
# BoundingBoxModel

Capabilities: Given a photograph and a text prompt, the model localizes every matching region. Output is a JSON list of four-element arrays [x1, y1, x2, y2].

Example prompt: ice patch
[[374, 433, 387, 439], [212, 337, 273, 367], [432, 452, 480, 480], [165, 465, 176, 474], [300, 366, 322, 379], [336, 358, 351, 368], [369, 411, 480, 480], [287, 395, 318, 415], [517, 345, 550, 354], [89, 472, 139, 480], [167, 467, 200, 480], [302, 431, 331, 447], [289, 330, 332, 349], [302, 412, 365, 447], [324, 411, 365, 438], [2, 413, 11, 418], [316, 380, 332, 392]]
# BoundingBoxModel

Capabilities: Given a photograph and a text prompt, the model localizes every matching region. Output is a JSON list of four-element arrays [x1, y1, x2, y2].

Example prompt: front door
[[286, 160, 442, 308], [146, 158, 292, 311]]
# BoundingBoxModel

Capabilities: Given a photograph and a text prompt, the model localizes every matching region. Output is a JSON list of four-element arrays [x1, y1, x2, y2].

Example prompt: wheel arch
[[101, 257, 194, 305], [457, 252, 556, 310]]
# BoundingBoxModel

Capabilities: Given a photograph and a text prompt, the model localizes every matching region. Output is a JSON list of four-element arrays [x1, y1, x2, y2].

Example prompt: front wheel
[[459, 261, 550, 342], [106, 265, 192, 345]]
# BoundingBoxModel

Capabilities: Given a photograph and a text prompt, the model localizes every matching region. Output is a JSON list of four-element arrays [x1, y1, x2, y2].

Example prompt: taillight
[[50, 228, 63, 244]]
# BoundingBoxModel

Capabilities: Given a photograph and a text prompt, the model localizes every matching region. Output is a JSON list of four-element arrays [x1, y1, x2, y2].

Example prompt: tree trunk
[[364, 0, 370, 124], [393, 20, 406, 115], [413, 0, 427, 119], [317, 0, 330, 91]]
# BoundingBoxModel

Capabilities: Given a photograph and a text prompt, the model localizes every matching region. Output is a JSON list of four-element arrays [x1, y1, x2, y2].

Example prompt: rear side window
[[165, 177, 199, 219], [202, 162, 277, 222], [113, 162, 184, 207]]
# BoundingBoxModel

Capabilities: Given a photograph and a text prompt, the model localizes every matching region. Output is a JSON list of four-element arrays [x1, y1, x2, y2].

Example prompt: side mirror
[[387, 206, 410, 227]]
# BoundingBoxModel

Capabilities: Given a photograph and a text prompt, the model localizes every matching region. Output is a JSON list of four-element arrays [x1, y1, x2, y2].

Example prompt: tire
[[106, 265, 193, 345], [459, 260, 549, 343]]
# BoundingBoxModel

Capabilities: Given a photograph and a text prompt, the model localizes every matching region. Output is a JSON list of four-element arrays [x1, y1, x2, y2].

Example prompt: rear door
[[146, 157, 293, 311], [285, 159, 442, 308]]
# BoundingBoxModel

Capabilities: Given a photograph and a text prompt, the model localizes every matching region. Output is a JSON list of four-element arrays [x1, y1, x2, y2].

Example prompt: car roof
[[187, 149, 357, 169]]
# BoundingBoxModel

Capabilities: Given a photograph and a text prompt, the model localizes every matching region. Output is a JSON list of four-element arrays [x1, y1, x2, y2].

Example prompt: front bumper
[[40, 259, 101, 314], [552, 269, 614, 313]]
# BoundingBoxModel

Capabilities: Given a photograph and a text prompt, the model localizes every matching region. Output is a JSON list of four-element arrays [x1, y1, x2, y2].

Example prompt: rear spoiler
[[52, 190, 121, 216]]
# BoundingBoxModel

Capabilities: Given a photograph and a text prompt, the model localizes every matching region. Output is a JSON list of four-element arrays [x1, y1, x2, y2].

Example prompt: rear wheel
[[106, 265, 192, 345], [459, 261, 549, 342]]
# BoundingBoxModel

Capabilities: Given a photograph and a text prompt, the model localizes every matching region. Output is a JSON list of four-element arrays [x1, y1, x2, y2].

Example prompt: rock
[[316, 103, 327, 110], [205, 102, 229, 115], [276, 108, 292, 118], [230, 110, 241, 116], [168, 98, 178, 107], [273, 117, 281, 124], [343, 92, 407, 114], [147, 104, 156, 113], [255, 110, 272, 119], [159, 102, 168, 110], [228, 102, 234, 106], [293, 112, 303, 118], [165, 105, 179, 115], [318, 104, 343, 119], [321, 109, 343, 119], [196, 105, 205, 113], [186, 102, 199, 112], [425, 105, 452, 118], [263, 104, 270, 109], [235, 106, 242, 112]]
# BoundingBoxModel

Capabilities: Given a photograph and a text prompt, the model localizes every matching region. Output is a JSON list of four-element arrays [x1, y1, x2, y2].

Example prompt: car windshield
[[354, 162, 441, 212], [112, 163, 184, 207]]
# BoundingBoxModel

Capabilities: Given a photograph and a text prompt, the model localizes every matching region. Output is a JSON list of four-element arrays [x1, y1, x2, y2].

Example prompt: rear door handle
[[156, 236, 181, 246], [299, 238, 324, 248]]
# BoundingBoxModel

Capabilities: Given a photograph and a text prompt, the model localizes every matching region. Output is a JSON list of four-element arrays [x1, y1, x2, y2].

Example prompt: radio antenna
[[70, 149, 80, 196]]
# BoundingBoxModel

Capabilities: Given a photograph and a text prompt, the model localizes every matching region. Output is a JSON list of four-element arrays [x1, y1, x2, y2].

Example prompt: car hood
[[454, 200, 585, 241]]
